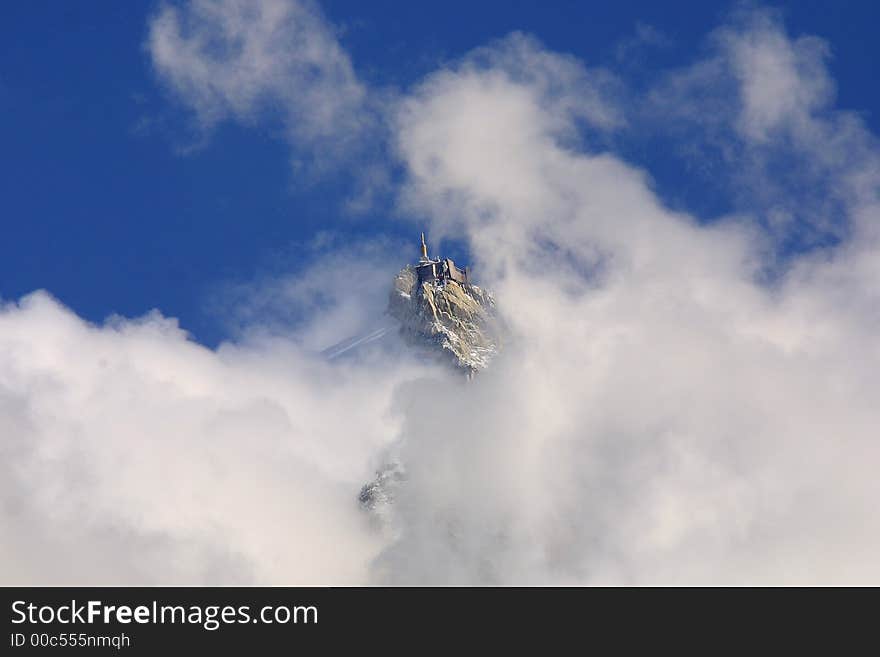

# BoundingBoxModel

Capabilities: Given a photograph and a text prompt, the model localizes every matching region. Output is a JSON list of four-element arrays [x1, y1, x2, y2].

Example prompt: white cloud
[[0, 290, 430, 584], [646, 8, 880, 245], [648, 8, 834, 144], [382, 25, 880, 584], [714, 8, 835, 144], [147, 0, 368, 161], [209, 235, 409, 350]]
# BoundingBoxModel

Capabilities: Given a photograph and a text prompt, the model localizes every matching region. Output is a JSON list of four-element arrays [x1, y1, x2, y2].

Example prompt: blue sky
[[2, 0, 879, 347]]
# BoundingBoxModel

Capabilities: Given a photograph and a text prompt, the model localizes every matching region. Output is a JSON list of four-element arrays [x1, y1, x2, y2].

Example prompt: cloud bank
[[0, 289, 430, 584], [2, 2, 878, 584]]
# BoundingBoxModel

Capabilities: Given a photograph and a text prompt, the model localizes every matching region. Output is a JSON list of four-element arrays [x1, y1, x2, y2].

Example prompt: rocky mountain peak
[[386, 237, 502, 374]]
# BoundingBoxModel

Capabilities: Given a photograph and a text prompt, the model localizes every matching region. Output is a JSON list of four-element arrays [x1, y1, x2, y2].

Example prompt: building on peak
[[414, 233, 469, 286]]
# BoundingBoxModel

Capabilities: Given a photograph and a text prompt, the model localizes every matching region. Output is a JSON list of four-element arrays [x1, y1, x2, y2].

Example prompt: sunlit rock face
[[387, 264, 502, 375]]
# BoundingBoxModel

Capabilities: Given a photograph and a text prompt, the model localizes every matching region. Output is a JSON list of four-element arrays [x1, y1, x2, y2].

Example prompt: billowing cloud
[[0, 289, 433, 585], [3, 4, 880, 584], [383, 16, 880, 584]]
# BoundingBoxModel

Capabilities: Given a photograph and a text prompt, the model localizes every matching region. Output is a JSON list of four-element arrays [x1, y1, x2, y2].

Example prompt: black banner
[[0, 586, 867, 652]]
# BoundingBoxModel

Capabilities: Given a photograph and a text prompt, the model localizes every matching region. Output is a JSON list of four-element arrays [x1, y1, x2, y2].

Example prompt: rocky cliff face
[[387, 265, 501, 374]]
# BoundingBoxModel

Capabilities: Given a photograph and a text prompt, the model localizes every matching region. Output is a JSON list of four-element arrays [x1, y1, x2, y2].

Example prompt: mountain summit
[[387, 233, 502, 375]]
